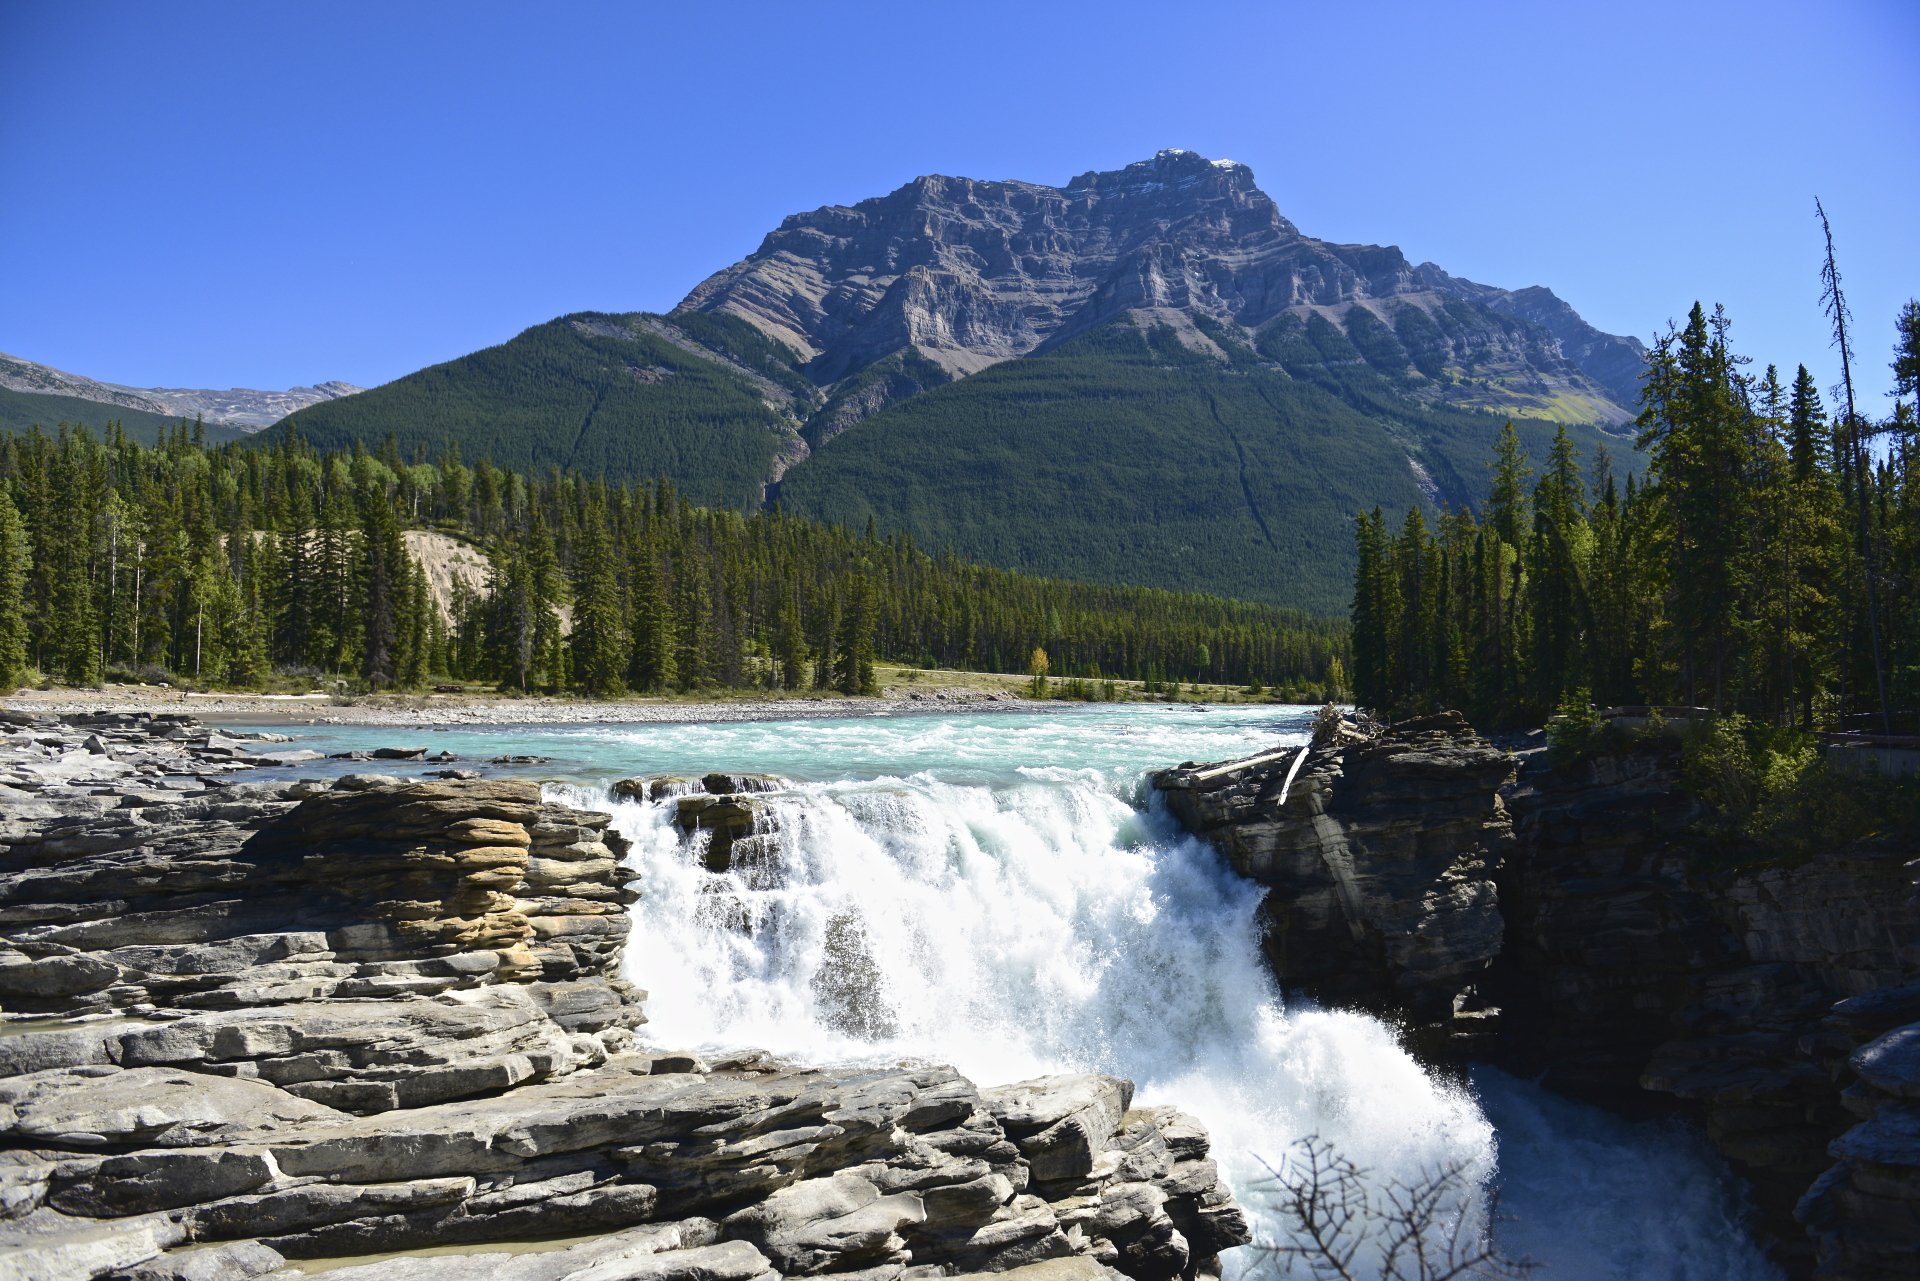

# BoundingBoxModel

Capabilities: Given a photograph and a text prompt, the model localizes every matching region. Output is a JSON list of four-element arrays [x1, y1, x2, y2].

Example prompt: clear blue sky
[[2, 0, 1914, 407]]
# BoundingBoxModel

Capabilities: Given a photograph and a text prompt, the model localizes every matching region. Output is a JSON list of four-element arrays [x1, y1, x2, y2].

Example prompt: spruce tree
[[359, 492, 406, 690], [0, 484, 31, 688], [777, 596, 808, 691], [837, 574, 877, 695], [813, 589, 840, 691], [570, 507, 628, 697], [627, 547, 675, 692], [526, 508, 566, 691], [1529, 426, 1588, 711]]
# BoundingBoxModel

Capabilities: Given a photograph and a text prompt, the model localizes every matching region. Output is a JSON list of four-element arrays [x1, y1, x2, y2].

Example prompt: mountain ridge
[[676, 148, 1645, 426], [0, 350, 361, 430]]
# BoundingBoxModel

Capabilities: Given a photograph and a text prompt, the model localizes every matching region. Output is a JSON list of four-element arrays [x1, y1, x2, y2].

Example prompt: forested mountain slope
[[275, 311, 811, 511], [775, 319, 1630, 613], [266, 150, 1643, 612]]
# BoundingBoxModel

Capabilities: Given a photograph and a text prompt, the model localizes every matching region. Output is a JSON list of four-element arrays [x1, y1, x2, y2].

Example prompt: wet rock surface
[[1, 713, 1247, 1281], [610, 775, 786, 875]]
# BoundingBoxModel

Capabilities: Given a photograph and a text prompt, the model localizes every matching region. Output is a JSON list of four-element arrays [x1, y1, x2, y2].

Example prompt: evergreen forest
[[1349, 289, 1920, 734], [0, 422, 1347, 700]]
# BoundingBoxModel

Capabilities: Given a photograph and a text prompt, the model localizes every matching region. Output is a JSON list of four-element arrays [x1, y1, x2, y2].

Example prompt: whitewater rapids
[[527, 706, 1776, 1280]]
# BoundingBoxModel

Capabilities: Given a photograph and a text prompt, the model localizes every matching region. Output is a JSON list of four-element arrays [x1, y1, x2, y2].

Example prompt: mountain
[[279, 311, 813, 511], [0, 386, 248, 445], [267, 150, 1646, 612], [0, 351, 360, 430], [678, 149, 1645, 428]]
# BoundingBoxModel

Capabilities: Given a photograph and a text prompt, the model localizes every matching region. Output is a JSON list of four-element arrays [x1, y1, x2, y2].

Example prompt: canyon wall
[[1155, 712, 1919, 1280]]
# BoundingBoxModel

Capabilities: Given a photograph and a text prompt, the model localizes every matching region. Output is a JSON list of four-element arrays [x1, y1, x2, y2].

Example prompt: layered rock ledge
[[0, 712, 1248, 1281], [1155, 710, 1920, 1280]]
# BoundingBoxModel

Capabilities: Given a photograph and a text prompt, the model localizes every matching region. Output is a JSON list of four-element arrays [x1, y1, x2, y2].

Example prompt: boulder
[[724, 1172, 926, 1274], [984, 1076, 1131, 1186]]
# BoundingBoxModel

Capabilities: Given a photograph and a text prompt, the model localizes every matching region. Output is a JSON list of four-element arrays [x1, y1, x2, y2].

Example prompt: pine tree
[[1529, 426, 1588, 711], [1817, 198, 1892, 730], [46, 443, 98, 687], [526, 508, 567, 691], [358, 489, 410, 690], [570, 506, 628, 697], [838, 574, 878, 695], [1350, 509, 1392, 710], [776, 595, 808, 691], [813, 589, 840, 691], [0, 483, 31, 687], [1486, 422, 1533, 548], [399, 564, 431, 689], [1789, 364, 1827, 483], [627, 546, 675, 692], [673, 548, 711, 692]]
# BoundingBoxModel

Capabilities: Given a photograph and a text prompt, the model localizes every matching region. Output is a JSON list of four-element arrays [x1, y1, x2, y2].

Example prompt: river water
[[274, 703, 1776, 1280]]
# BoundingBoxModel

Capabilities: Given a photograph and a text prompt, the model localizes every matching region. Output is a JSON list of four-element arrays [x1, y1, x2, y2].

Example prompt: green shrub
[[1682, 714, 1764, 817], [1545, 688, 1605, 763], [1678, 714, 1913, 861]]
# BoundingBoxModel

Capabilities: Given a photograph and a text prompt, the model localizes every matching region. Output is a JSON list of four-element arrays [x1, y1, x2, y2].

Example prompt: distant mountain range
[[6, 151, 1646, 613], [0, 351, 359, 431]]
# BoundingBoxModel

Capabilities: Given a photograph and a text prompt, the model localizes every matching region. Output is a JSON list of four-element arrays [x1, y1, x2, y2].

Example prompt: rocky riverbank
[[0, 687, 1031, 730], [1154, 711, 1920, 1280], [0, 711, 1249, 1281]]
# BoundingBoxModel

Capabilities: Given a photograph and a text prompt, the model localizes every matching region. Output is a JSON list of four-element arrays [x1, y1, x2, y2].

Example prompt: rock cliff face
[[1153, 711, 1513, 1040], [0, 714, 1248, 1281], [678, 149, 1644, 420], [1497, 741, 1919, 1277], [1156, 712, 1919, 1279]]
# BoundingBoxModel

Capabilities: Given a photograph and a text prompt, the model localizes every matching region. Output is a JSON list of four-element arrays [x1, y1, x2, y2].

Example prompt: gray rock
[[0, 1210, 186, 1281], [1853, 1024, 1920, 1100], [0, 727, 1249, 1281], [116, 1240, 286, 1281], [49, 1147, 274, 1215], [724, 1171, 926, 1274], [679, 151, 1645, 421], [1154, 711, 1512, 1033], [984, 1076, 1130, 1185]]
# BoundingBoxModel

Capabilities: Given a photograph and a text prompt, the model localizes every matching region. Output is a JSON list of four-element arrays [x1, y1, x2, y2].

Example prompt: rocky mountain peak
[[1064, 148, 1277, 219], [677, 151, 1646, 421]]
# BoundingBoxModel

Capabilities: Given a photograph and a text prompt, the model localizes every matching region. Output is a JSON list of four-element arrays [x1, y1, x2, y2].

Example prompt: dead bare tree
[[1247, 1136, 1534, 1281], [1816, 197, 1892, 733]]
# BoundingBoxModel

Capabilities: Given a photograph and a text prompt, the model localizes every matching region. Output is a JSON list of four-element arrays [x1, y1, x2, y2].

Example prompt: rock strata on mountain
[[0, 714, 1249, 1281], [266, 151, 1645, 613], [679, 149, 1644, 424]]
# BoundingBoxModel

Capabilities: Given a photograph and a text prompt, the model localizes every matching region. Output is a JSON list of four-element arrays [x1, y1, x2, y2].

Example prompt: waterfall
[[552, 738, 1777, 1281]]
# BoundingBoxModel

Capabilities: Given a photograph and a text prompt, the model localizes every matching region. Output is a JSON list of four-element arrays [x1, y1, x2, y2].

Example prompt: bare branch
[[1244, 1136, 1535, 1281]]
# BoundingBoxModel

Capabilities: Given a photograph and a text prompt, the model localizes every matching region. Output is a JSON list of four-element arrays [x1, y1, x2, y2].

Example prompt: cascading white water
[[532, 707, 1777, 1281]]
